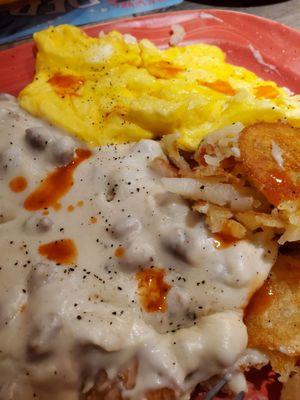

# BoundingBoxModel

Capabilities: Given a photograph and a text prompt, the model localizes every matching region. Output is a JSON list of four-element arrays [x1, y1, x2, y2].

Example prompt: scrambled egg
[[19, 25, 300, 151]]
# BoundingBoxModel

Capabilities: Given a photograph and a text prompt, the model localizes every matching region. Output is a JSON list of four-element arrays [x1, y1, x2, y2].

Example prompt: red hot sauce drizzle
[[213, 232, 238, 249], [24, 148, 91, 211], [48, 73, 85, 97], [9, 176, 28, 192], [136, 268, 171, 313], [38, 239, 77, 265], [263, 168, 300, 206]]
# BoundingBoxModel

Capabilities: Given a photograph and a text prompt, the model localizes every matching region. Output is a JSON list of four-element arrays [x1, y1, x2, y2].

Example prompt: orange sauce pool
[[9, 176, 27, 192], [213, 232, 238, 249], [24, 148, 91, 211], [244, 279, 275, 317], [115, 247, 125, 258], [136, 268, 171, 313], [199, 79, 236, 96], [255, 85, 279, 99], [148, 61, 185, 79], [48, 73, 85, 96], [245, 254, 300, 318], [263, 169, 300, 206], [38, 239, 77, 265]]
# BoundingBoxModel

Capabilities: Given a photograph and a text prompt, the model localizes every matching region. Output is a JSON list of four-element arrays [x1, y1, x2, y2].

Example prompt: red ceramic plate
[[0, 9, 296, 399], [1, 9, 300, 96]]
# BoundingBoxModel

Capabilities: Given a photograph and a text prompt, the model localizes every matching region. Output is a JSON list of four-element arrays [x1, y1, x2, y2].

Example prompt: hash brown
[[245, 254, 300, 381], [238, 122, 300, 206]]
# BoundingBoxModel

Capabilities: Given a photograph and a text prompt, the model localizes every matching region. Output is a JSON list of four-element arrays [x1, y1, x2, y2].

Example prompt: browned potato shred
[[193, 201, 247, 239], [85, 360, 176, 400], [146, 388, 176, 400], [235, 210, 285, 231], [119, 358, 138, 390], [150, 157, 178, 178]]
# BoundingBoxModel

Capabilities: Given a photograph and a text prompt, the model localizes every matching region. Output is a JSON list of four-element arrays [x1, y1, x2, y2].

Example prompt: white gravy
[[0, 96, 277, 400]]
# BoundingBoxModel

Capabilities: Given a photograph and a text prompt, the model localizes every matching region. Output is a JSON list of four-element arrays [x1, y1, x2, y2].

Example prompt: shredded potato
[[158, 121, 300, 392], [86, 360, 176, 400], [150, 157, 178, 178], [160, 133, 190, 171], [160, 121, 300, 245], [235, 210, 285, 231], [193, 202, 246, 238], [146, 388, 176, 400], [162, 177, 254, 208]]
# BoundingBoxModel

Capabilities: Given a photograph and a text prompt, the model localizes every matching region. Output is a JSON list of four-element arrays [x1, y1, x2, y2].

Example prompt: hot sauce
[[263, 169, 300, 206], [213, 232, 238, 249], [115, 247, 125, 258], [255, 85, 279, 99], [24, 148, 91, 211], [48, 73, 85, 96], [244, 279, 275, 319], [199, 79, 236, 96], [9, 176, 27, 192], [38, 239, 77, 265], [136, 268, 171, 313], [147, 61, 185, 79]]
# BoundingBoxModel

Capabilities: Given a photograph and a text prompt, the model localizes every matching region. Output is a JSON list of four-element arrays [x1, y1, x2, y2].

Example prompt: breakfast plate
[[0, 9, 299, 400]]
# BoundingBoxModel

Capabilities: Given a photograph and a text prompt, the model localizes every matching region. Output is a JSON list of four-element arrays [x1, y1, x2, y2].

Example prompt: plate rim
[[1, 8, 300, 54], [1, 8, 300, 95]]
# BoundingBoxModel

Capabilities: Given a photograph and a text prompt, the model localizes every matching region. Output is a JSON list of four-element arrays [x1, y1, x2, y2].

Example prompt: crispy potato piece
[[118, 357, 138, 390], [194, 202, 232, 231], [281, 368, 300, 400], [146, 388, 176, 400], [264, 350, 298, 383], [160, 133, 190, 171], [86, 384, 176, 400], [220, 219, 247, 239], [193, 202, 246, 239], [236, 210, 285, 231], [181, 165, 242, 185], [245, 254, 300, 380], [85, 370, 122, 400], [85, 360, 176, 400], [239, 122, 300, 206]]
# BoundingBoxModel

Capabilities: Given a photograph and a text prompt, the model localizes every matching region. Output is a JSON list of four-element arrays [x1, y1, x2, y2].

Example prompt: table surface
[[1, 0, 299, 49], [165, 0, 300, 29]]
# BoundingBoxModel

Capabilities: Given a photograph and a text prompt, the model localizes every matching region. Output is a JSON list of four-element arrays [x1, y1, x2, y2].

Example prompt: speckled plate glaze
[[0, 9, 296, 399]]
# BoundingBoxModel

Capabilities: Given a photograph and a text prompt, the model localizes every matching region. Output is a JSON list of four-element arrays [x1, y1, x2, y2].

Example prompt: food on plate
[[2, 23, 300, 400], [18, 25, 300, 151], [0, 96, 284, 400]]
